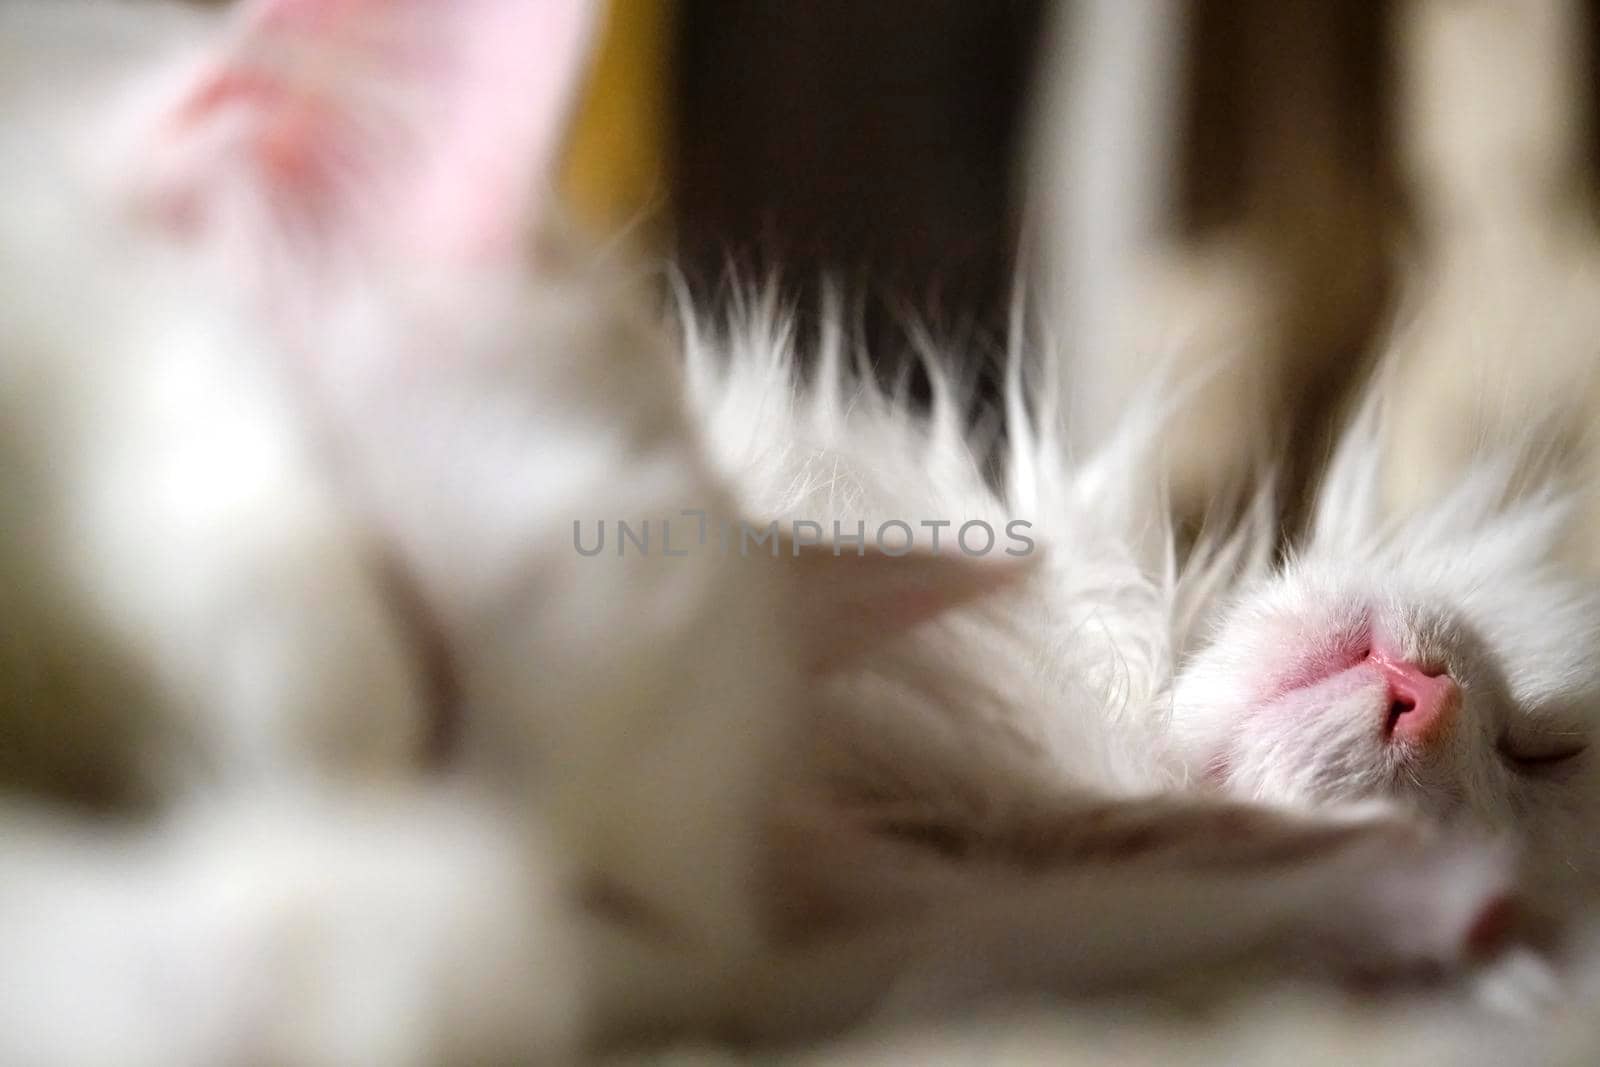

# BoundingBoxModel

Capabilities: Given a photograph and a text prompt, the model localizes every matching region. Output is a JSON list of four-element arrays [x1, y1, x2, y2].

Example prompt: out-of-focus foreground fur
[[2, 1, 1600, 1065]]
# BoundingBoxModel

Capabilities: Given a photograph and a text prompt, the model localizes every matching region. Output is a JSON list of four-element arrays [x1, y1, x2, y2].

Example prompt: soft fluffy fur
[[683, 298, 1574, 1022], [0, 1, 1060, 1056], [1174, 389, 1600, 920], [0, 0, 804, 1056], [6, 1, 1600, 1063], [681, 290, 1600, 1057], [0, 788, 579, 1066]]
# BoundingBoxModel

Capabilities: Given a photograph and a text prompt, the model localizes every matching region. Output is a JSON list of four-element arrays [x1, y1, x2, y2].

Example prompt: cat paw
[[0, 792, 577, 1066], [1309, 821, 1520, 980]]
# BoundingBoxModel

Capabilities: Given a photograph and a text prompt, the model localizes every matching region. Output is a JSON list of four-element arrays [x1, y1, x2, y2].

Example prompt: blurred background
[[565, 0, 1046, 367], [556, 1, 1398, 342], [558, 0, 1597, 415], [179, 0, 1600, 502]]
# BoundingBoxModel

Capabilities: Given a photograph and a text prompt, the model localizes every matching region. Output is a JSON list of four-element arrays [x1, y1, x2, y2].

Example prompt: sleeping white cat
[[686, 302, 1536, 1038], [1170, 394, 1600, 921], [0, 0, 1031, 1057], [0, 0, 1581, 1059]]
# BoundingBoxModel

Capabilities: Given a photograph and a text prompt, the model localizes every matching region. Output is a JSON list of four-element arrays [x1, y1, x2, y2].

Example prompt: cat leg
[[0, 789, 576, 1066], [743, 795, 1513, 1040]]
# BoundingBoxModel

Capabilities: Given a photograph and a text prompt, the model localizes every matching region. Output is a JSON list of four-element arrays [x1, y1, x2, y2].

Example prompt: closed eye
[[1496, 733, 1589, 773]]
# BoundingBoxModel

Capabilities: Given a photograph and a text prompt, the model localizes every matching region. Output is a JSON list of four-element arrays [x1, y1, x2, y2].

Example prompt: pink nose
[[1369, 647, 1459, 744]]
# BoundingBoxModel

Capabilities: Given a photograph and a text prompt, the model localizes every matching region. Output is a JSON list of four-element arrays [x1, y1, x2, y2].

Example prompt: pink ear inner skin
[[146, 0, 602, 268], [176, 68, 330, 191]]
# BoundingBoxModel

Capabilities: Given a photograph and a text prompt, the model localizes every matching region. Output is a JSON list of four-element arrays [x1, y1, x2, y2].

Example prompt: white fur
[[0, 0, 797, 1053], [0, 12, 425, 800], [7, 1, 1599, 1060], [0, 789, 577, 1066], [1172, 389, 1600, 914], [688, 279, 1600, 935], [686, 293, 1179, 805], [685, 297, 1531, 1032]]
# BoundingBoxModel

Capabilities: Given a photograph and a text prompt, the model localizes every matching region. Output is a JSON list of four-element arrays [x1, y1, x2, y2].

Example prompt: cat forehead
[[1225, 562, 1375, 630], [1215, 550, 1600, 711], [1291, 501, 1584, 603], [1264, 548, 1595, 630]]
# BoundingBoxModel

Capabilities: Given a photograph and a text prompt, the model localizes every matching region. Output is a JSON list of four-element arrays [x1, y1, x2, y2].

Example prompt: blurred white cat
[[0, 0, 804, 1058], [0, 0, 1033, 1057], [4, 0, 1597, 1063]]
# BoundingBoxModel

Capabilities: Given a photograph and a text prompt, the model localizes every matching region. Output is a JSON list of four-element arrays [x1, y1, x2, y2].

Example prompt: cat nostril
[[1386, 696, 1416, 734], [1371, 647, 1459, 745]]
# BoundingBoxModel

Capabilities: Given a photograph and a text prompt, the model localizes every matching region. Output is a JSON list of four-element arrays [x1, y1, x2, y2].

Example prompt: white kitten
[[0, 0, 1011, 1053], [5, 0, 1582, 1056], [687, 302, 1519, 1037], [1170, 389, 1600, 920]]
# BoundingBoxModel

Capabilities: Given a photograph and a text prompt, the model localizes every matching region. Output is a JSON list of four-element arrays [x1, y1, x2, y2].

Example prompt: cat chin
[[1182, 678, 1402, 807]]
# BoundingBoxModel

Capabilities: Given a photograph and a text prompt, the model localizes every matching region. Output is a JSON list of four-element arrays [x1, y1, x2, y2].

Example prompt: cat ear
[[130, 0, 600, 268], [778, 546, 1035, 672]]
